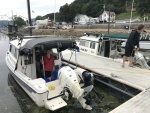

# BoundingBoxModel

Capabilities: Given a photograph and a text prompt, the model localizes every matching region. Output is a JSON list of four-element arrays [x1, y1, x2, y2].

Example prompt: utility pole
[[126, 1, 128, 12], [54, 0, 56, 24], [27, 0, 32, 36], [103, 4, 105, 11], [129, 0, 134, 33], [108, 8, 110, 34], [53, 0, 56, 36], [11, 10, 14, 24]]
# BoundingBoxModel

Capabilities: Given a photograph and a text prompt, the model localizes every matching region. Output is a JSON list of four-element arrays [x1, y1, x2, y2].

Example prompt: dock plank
[[110, 89, 150, 113], [62, 51, 150, 90]]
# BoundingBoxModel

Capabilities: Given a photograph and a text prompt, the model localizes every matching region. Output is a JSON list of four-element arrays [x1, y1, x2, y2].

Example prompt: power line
[[0, 10, 28, 20]]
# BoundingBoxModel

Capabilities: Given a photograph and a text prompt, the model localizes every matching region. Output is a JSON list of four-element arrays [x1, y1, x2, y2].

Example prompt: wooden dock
[[62, 50, 150, 113]]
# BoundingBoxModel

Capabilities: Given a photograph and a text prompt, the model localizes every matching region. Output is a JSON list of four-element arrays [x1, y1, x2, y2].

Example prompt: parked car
[[62, 25, 72, 30], [86, 22, 93, 25]]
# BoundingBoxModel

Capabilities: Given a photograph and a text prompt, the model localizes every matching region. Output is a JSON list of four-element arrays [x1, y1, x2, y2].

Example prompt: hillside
[[39, 0, 150, 22], [116, 12, 140, 20]]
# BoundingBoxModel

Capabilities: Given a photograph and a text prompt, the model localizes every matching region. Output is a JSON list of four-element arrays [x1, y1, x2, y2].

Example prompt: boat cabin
[[77, 33, 128, 58], [8, 36, 76, 80]]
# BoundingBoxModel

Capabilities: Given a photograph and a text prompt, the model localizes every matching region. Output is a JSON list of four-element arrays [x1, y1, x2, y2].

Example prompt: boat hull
[[5, 55, 48, 107]]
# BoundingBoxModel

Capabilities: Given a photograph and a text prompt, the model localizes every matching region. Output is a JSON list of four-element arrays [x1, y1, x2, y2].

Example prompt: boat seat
[[51, 65, 59, 81]]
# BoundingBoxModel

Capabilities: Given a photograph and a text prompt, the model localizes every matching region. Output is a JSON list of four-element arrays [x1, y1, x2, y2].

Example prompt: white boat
[[121, 32, 150, 50], [76, 33, 150, 69], [121, 41, 150, 50], [5, 35, 94, 111], [76, 33, 126, 58]]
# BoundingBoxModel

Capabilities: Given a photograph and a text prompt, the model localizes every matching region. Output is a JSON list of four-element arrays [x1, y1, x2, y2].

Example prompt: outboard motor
[[134, 51, 150, 69], [82, 71, 93, 87], [58, 66, 93, 110]]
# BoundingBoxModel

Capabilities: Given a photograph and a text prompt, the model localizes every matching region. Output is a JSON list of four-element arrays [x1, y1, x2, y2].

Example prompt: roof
[[13, 36, 76, 52], [103, 33, 129, 39], [100, 11, 116, 17]]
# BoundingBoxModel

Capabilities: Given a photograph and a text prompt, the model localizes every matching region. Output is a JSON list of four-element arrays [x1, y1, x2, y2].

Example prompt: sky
[[0, 0, 74, 20]]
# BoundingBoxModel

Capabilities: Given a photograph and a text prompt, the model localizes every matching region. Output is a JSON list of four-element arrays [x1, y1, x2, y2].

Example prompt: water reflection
[[0, 33, 9, 41]]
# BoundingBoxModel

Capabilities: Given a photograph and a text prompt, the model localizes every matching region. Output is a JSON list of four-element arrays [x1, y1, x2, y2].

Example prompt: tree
[[13, 16, 26, 27], [35, 16, 43, 20], [135, 0, 150, 16]]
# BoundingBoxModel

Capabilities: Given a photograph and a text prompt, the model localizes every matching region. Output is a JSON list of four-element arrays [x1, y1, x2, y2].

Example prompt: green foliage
[[13, 16, 26, 27], [35, 16, 43, 20], [116, 12, 140, 19], [40, 0, 150, 22], [135, 0, 150, 16]]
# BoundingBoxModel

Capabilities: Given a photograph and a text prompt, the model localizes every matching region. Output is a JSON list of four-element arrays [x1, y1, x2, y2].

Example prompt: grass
[[116, 11, 140, 19]]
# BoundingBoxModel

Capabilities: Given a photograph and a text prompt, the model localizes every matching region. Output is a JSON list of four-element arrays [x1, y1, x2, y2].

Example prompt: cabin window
[[90, 42, 96, 49], [9, 45, 12, 52], [51, 48, 59, 60], [14, 49, 19, 59], [79, 40, 85, 46], [10, 45, 18, 59], [111, 41, 116, 50], [24, 55, 33, 65], [84, 41, 90, 47], [79, 40, 90, 47], [79, 40, 83, 46]]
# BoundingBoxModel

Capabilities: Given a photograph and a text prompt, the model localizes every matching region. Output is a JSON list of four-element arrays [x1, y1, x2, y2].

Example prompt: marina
[[1, 0, 150, 112], [1, 30, 150, 113], [0, 33, 124, 113], [62, 49, 150, 113]]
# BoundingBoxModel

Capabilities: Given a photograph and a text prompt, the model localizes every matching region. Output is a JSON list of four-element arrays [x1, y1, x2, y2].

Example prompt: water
[[0, 33, 123, 113], [0, 33, 22, 113]]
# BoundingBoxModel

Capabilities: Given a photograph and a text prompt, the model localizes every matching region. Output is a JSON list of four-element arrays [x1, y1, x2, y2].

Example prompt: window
[[9, 45, 12, 52], [24, 50, 33, 65], [79, 40, 84, 46], [90, 42, 96, 49], [111, 41, 116, 50], [10, 45, 18, 59], [79, 40, 90, 47], [52, 48, 59, 60], [84, 41, 89, 47]]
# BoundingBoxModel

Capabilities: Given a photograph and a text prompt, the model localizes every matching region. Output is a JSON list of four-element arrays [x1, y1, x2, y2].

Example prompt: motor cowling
[[58, 66, 93, 110]]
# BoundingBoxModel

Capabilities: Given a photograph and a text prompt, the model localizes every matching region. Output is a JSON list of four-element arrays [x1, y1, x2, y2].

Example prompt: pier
[[62, 50, 150, 113]]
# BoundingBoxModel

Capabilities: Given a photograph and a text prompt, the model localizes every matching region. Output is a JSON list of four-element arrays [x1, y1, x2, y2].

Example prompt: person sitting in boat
[[42, 49, 55, 80], [122, 24, 145, 68]]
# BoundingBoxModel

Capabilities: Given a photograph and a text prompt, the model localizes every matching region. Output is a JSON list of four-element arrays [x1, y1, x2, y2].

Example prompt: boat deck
[[62, 50, 150, 113]]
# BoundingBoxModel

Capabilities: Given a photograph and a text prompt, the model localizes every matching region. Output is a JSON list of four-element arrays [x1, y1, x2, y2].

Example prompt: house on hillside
[[99, 11, 116, 22], [74, 14, 90, 25]]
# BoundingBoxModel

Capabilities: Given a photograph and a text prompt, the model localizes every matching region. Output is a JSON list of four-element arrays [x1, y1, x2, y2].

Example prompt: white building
[[99, 11, 116, 22], [74, 14, 90, 25]]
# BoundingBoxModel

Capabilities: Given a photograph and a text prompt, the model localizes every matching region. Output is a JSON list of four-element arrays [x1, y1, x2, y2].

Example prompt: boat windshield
[[51, 48, 59, 60]]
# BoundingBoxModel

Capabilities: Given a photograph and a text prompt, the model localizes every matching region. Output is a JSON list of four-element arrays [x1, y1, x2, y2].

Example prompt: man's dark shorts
[[125, 47, 135, 57]]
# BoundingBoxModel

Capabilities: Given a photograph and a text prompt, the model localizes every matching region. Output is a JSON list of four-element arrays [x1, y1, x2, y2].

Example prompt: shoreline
[[19, 28, 150, 37]]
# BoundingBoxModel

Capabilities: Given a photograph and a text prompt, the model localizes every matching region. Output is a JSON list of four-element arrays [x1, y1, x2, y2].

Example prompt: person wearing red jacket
[[42, 50, 55, 79]]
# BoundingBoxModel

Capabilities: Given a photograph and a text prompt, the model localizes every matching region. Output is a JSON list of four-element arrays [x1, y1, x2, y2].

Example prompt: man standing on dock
[[122, 24, 145, 68]]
